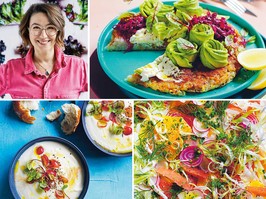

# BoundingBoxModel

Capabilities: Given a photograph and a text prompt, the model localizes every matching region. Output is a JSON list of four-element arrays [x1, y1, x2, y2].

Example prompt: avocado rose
[[152, 13, 188, 42], [189, 24, 214, 46], [166, 38, 198, 68], [140, 0, 174, 18], [143, 0, 175, 32], [200, 39, 229, 69], [174, 0, 203, 16]]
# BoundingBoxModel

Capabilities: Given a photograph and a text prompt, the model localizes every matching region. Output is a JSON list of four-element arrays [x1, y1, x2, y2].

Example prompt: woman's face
[[29, 12, 57, 53]]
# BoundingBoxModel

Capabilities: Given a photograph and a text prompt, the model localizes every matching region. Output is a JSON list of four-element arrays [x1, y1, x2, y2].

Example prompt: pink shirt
[[0, 46, 88, 99]]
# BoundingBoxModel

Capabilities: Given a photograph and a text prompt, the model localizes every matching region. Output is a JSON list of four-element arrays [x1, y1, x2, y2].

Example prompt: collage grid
[[1, 0, 266, 199]]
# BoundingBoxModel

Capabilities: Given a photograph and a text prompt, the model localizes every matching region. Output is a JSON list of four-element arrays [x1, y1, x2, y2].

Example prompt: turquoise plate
[[97, 1, 265, 99]]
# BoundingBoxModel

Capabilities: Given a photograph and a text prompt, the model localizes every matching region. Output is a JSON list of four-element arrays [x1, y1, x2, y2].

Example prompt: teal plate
[[97, 1, 265, 99]]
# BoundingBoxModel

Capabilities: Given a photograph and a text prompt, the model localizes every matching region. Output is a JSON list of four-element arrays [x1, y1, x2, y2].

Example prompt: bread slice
[[46, 109, 62, 121], [61, 103, 81, 135], [13, 101, 39, 124]]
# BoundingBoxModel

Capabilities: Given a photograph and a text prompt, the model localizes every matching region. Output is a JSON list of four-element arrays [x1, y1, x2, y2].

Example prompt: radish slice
[[149, 176, 158, 186], [193, 118, 209, 132], [247, 113, 258, 124], [203, 133, 217, 143], [193, 127, 209, 138], [239, 113, 258, 128]]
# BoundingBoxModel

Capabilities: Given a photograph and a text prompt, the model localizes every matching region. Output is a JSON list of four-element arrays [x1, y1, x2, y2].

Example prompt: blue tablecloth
[[0, 101, 132, 199]]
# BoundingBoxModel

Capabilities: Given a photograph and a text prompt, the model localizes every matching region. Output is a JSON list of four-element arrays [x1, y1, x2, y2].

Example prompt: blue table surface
[[0, 101, 132, 199]]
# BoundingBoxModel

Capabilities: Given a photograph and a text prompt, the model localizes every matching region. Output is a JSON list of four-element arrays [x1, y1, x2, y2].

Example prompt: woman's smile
[[37, 39, 51, 46]]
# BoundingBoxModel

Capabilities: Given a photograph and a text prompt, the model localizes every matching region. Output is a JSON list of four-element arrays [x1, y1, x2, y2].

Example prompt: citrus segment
[[237, 48, 266, 71], [248, 68, 266, 90]]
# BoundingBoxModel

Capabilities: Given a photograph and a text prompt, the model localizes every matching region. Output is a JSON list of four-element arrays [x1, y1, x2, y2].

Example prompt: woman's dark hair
[[19, 3, 65, 48]]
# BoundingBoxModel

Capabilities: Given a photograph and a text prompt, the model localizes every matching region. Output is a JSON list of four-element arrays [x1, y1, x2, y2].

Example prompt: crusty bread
[[13, 101, 39, 124], [46, 109, 62, 121], [61, 103, 81, 135]]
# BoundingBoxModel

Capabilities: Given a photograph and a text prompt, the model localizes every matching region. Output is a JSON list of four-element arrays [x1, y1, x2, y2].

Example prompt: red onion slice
[[180, 146, 203, 167]]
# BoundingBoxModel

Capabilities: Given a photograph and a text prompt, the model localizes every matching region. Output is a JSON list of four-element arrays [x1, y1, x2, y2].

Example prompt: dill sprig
[[177, 101, 229, 130], [214, 101, 230, 119], [137, 120, 166, 161]]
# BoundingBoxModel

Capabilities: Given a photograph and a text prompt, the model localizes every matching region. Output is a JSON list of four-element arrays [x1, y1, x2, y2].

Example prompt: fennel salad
[[134, 100, 266, 199]]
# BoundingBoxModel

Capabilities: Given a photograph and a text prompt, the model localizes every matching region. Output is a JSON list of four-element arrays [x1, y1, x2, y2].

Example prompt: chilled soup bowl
[[82, 101, 132, 157], [9, 136, 89, 199]]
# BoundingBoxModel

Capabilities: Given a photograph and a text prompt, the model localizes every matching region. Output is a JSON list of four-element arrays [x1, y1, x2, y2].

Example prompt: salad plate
[[97, 1, 265, 99], [9, 136, 89, 199], [134, 100, 266, 198], [82, 100, 133, 157]]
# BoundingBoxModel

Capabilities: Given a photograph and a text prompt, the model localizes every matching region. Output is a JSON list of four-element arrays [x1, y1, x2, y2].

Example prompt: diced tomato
[[36, 146, 44, 155], [158, 176, 173, 199], [49, 159, 61, 169], [41, 154, 50, 168], [44, 187, 50, 192], [46, 169, 57, 180], [58, 175, 69, 183], [123, 126, 132, 135], [125, 106, 132, 117], [101, 101, 110, 111], [46, 169, 57, 176], [234, 175, 241, 182], [101, 116, 109, 122], [125, 120, 132, 126]]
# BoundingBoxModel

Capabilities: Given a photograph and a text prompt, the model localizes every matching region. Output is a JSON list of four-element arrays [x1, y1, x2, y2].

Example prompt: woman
[[0, 3, 88, 99]]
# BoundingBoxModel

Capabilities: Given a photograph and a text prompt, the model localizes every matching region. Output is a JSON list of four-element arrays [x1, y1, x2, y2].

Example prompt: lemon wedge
[[248, 68, 266, 90], [237, 48, 266, 70]]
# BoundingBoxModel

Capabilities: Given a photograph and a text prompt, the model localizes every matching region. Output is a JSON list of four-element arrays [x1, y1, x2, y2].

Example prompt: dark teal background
[[0, 101, 132, 199]]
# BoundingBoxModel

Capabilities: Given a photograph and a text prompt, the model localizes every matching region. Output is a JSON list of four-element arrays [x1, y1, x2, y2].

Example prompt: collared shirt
[[0, 45, 88, 99]]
